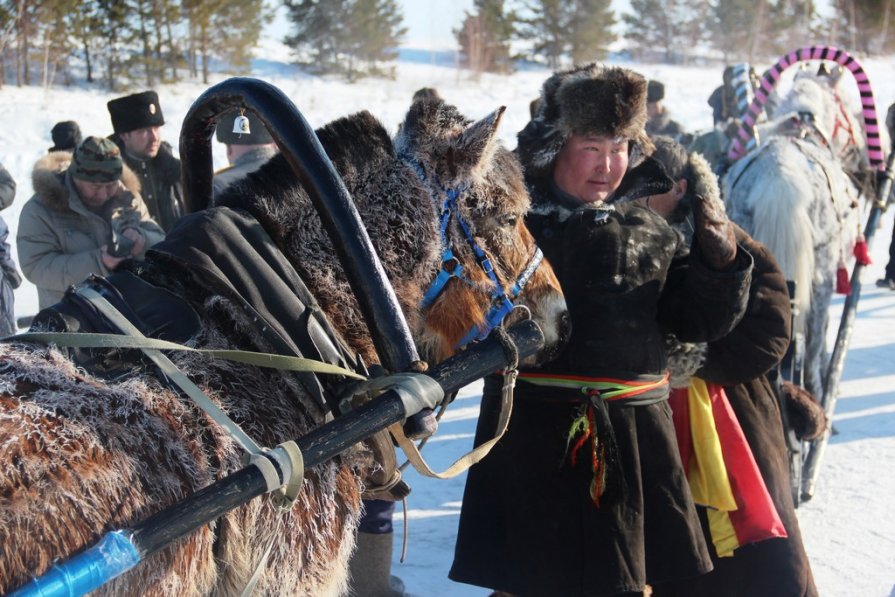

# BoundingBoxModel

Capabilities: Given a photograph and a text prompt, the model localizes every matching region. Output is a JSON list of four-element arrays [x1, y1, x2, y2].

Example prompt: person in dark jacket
[[0, 162, 21, 335], [48, 121, 83, 153], [108, 90, 184, 232], [648, 136, 818, 597], [646, 80, 686, 140], [449, 63, 753, 597], [876, 102, 895, 290], [212, 109, 278, 201]]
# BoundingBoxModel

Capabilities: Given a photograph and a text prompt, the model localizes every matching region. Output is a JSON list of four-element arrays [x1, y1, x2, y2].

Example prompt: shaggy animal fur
[[723, 72, 862, 399], [517, 63, 653, 179], [0, 101, 567, 595]]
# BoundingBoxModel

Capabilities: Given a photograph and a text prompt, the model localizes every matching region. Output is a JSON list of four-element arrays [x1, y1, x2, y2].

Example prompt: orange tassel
[[566, 402, 606, 508], [854, 234, 871, 266], [836, 261, 851, 295]]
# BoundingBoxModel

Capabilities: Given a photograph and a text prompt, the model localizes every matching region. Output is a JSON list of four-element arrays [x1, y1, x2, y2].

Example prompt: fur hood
[[31, 151, 141, 211], [517, 63, 654, 180]]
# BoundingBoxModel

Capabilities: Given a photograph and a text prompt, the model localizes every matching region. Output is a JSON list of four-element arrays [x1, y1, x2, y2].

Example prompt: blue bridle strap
[[403, 155, 543, 348], [457, 246, 544, 347]]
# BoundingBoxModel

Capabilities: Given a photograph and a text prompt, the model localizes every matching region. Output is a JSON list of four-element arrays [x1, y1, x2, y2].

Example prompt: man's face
[[552, 133, 629, 204], [73, 178, 121, 209], [120, 126, 162, 159]]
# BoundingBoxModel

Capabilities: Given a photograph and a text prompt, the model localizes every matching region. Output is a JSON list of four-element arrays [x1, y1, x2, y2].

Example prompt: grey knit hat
[[70, 136, 123, 182], [517, 63, 653, 178]]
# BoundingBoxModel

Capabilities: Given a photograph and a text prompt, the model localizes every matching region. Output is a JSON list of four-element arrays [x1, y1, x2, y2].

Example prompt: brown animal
[[0, 99, 568, 595]]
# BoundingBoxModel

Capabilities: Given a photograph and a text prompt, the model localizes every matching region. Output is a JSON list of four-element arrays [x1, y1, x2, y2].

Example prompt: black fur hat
[[107, 90, 165, 134], [517, 63, 653, 179], [647, 80, 665, 103], [49, 121, 82, 152], [216, 109, 274, 145]]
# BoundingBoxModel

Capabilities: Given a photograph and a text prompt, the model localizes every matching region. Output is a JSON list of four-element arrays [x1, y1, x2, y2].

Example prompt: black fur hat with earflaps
[[517, 63, 654, 179]]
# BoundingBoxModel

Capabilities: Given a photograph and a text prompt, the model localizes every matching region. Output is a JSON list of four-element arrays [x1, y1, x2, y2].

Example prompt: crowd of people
[[3, 60, 891, 597], [1, 90, 278, 318]]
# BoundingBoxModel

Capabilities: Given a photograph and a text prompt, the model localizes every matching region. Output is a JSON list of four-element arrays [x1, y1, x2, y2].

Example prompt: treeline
[[1, 0, 894, 88], [460, 0, 895, 73], [0, 0, 269, 90]]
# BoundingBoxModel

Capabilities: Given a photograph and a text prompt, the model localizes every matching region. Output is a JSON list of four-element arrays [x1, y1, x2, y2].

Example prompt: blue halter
[[418, 185, 544, 348]]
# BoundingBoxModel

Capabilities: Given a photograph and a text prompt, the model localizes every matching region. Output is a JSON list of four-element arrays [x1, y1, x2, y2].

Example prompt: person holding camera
[[18, 136, 164, 309]]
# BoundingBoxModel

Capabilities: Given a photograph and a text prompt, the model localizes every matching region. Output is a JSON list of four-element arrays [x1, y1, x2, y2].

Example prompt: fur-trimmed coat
[[450, 157, 754, 596], [17, 152, 165, 309], [655, 228, 818, 597]]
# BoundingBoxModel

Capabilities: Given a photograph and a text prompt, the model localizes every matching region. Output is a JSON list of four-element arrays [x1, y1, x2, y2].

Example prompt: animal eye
[[498, 214, 518, 227]]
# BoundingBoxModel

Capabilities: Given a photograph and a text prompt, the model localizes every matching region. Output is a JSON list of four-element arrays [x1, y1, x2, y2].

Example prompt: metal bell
[[232, 113, 251, 136]]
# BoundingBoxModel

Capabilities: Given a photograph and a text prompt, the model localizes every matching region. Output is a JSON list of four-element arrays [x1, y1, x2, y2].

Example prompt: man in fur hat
[[647, 136, 819, 597], [108, 90, 184, 232], [213, 109, 278, 201], [17, 136, 165, 309], [450, 64, 754, 596], [645, 79, 686, 140]]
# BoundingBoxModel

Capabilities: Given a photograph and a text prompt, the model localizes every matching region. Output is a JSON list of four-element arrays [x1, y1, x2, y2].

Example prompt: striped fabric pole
[[729, 63, 758, 153], [727, 45, 884, 170]]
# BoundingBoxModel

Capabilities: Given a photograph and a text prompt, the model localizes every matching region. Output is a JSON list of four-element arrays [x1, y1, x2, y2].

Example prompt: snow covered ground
[[1, 39, 894, 596]]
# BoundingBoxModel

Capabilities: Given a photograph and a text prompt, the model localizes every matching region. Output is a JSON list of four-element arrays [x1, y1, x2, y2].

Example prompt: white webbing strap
[[389, 369, 517, 479], [75, 287, 267, 455]]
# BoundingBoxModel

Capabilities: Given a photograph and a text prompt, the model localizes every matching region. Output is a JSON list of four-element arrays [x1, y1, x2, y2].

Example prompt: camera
[[109, 228, 136, 258]]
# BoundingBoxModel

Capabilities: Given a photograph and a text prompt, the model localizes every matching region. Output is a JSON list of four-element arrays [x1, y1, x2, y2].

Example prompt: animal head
[[772, 66, 867, 172], [219, 103, 567, 369], [395, 100, 569, 364]]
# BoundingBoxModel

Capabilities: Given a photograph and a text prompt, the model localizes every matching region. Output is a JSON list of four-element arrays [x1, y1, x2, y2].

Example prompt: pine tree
[[93, 0, 131, 90], [708, 0, 754, 62], [284, 0, 405, 80], [624, 0, 706, 63], [455, 0, 516, 76], [517, 0, 568, 68], [569, 0, 616, 64], [184, 0, 268, 84], [519, 0, 615, 68]]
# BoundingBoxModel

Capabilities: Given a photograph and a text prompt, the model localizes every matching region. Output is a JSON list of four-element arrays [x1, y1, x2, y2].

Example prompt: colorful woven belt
[[517, 370, 670, 403], [515, 370, 670, 507]]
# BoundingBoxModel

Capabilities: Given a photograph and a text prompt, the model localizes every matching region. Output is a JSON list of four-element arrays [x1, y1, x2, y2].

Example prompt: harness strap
[[76, 287, 267, 455], [388, 369, 517, 479], [390, 326, 521, 479]]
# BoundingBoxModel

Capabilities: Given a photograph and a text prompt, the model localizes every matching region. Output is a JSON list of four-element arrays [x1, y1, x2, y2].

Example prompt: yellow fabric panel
[[706, 507, 739, 558], [687, 377, 737, 511]]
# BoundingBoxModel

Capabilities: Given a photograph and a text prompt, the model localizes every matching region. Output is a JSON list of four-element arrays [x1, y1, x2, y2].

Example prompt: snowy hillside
[[1, 38, 894, 596]]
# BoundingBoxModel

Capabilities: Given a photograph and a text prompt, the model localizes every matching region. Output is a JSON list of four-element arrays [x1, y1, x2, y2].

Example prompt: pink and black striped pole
[[727, 45, 884, 170]]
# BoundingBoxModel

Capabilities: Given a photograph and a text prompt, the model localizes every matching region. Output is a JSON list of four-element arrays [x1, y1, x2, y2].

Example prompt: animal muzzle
[[504, 265, 569, 366]]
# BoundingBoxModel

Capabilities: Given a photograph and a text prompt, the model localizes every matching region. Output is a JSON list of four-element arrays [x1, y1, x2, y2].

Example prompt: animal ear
[[455, 106, 506, 172], [828, 64, 846, 87]]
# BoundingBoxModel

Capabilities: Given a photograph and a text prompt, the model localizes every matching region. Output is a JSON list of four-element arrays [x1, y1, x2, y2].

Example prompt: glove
[[692, 193, 737, 271]]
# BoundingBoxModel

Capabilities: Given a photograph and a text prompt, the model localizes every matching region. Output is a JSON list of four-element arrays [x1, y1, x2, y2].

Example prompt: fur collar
[[31, 151, 141, 211]]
